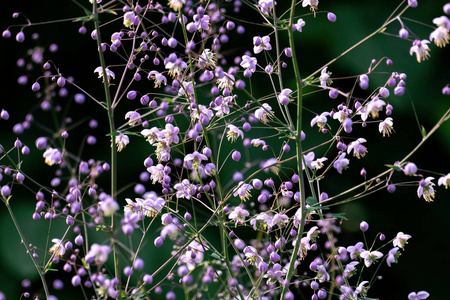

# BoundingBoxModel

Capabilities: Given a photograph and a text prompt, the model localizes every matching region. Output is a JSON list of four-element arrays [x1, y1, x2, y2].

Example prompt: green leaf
[[306, 196, 318, 206], [106, 131, 120, 137], [81, 258, 88, 268], [386, 164, 402, 171], [421, 126, 427, 138]]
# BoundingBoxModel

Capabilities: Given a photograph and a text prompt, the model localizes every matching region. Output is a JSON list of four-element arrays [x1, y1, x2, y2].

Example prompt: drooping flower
[[379, 117, 394, 137], [438, 173, 450, 188], [277, 88, 292, 105], [43, 148, 63, 166], [319, 67, 331, 87], [258, 0, 274, 15], [393, 232, 411, 250], [148, 71, 167, 88], [228, 206, 250, 224], [347, 138, 367, 159], [310, 112, 330, 132], [359, 97, 386, 121], [184, 151, 208, 169], [360, 250, 383, 267], [302, 0, 319, 11], [168, 0, 186, 11], [174, 179, 195, 199], [343, 261, 359, 277], [216, 73, 235, 91], [94, 66, 115, 84], [85, 243, 111, 266], [333, 153, 349, 174], [409, 40, 431, 63], [430, 16, 450, 47], [254, 103, 274, 124], [386, 247, 400, 267], [49, 238, 66, 258], [198, 49, 216, 69], [125, 111, 141, 126], [123, 11, 136, 28], [240, 55, 257, 73], [115, 132, 129, 152], [347, 242, 365, 260], [233, 182, 253, 201], [165, 54, 187, 78], [417, 177, 436, 202], [227, 124, 244, 142]]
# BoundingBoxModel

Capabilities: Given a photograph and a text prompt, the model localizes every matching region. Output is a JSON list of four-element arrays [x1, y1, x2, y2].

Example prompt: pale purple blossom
[[347, 138, 367, 159], [227, 124, 244, 142], [253, 36, 272, 54], [386, 247, 400, 267], [228, 206, 249, 224], [43, 148, 63, 166], [277, 88, 292, 105], [174, 179, 195, 199], [125, 111, 141, 126], [293, 18, 306, 32], [258, 0, 274, 14], [310, 112, 330, 132], [198, 49, 216, 69], [417, 177, 435, 202], [379, 117, 394, 137], [184, 151, 208, 169], [347, 242, 365, 260], [254, 103, 274, 124], [319, 67, 331, 87], [94, 66, 115, 83], [148, 71, 167, 88], [233, 182, 253, 201], [333, 153, 350, 174], [85, 243, 111, 265], [393, 232, 411, 249], [240, 55, 257, 73]]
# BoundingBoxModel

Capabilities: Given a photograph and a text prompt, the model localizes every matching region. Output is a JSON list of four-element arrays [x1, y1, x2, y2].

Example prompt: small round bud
[[327, 12, 337, 22], [32, 82, 41, 92], [360, 221, 369, 232], [16, 32, 25, 43], [387, 184, 396, 193]]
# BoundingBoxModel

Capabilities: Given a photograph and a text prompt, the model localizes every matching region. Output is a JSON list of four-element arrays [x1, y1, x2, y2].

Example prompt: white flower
[[379, 117, 394, 137], [302, 0, 318, 11], [319, 67, 331, 87], [49, 238, 66, 258], [253, 36, 272, 54], [227, 124, 244, 142], [347, 138, 367, 159], [429, 26, 449, 48], [360, 250, 383, 267], [393, 232, 411, 249], [123, 11, 136, 28], [115, 132, 129, 152], [254, 103, 274, 124], [168, 0, 186, 11], [43, 148, 63, 166], [94, 66, 115, 84], [438, 173, 450, 188], [310, 112, 330, 132], [409, 40, 430, 63]]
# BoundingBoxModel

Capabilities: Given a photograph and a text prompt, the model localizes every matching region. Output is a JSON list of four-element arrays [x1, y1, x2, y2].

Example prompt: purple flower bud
[[394, 86, 405, 96], [380, 233, 386, 241], [235, 79, 245, 90], [387, 184, 396, 193], [184, 212, 192, 221], [408, 0, 418, 8], [154, 236, 163, 247], [252, 178, 263, 189], [237, 25, 245, 34], [168, 37, 177, 48], [127, 90, 137, 100], [283, 144, 291, 153], [379, 87, 390, 98], [343, 118, 352, 133], [264, 178, 274, 187], [74, 234, 84, 246], [123, 266, 133, 276], [32, 82, 41, 92], [399, 28, 409, 39], [327, 12, 337, 22], [2, 30, 11, 38], [442, 85, 450, 95], [403, 162, 417, 176], [233, 172, 243, 181], [292, 174, 299, 183], [1, 109, 9, 120], [143, 274, 153, 284], [57, 77, 66, 87], [444, 3, 450, 14], [16, 32, 25, 43], [234, 238, 245, 250], [360, 221, 369, 232], [71, 275, 81, 286], [270, 251, 280, 262], [360, 168, 367, 176], [329, 89, 338, 99], [285, 47, 292, 57], [1, 185, 11, 199], [226, 21, 235, 30]]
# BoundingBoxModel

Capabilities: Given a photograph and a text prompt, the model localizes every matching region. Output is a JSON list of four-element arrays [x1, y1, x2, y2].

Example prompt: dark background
[[1, 0, 449, 299]]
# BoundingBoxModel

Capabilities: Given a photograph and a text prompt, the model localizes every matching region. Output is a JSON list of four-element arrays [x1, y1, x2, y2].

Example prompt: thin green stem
[[92, 1, 120, 298], [3, 198, 50, 298], [281, 1, 306, 298]]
